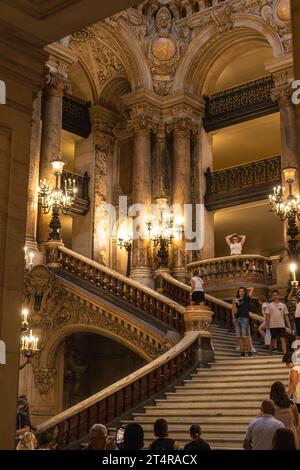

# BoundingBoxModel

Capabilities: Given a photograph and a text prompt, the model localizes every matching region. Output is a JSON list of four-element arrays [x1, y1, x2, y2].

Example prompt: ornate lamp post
[[118, 234, 133, 277], [147, 197, 184, 268], [37, 157, 77, 241], [269, 166, 300, 260]]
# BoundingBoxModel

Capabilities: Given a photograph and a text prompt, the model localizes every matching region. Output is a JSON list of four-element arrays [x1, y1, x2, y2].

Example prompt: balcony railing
[[203, 76, 279, 131], [42, 93, 91, 138], [187, 255, 278, 291], [204, 155, 281, 210], [62, 170, 90, 216]]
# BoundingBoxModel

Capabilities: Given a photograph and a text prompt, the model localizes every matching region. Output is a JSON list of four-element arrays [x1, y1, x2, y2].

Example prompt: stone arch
[[99, 77, 131, 114], [39, 323, 154, 370], [174, 15, 284, 96]]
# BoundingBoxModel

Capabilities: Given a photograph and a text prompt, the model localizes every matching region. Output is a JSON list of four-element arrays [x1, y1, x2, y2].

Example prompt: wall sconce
[[20, 330, 39, 370]]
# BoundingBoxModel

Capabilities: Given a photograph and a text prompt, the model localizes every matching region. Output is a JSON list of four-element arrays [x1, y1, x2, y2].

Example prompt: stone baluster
[[37, 44, 77, 246]]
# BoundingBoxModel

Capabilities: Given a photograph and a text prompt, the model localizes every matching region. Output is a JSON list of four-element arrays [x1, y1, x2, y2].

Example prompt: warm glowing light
[[50, 158, 65, 175], [282, 166, 297, 184], [290, 263, 297, 282]]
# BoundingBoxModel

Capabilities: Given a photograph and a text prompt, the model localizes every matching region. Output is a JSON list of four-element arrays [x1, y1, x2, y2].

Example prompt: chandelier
[[38, 157, 77, 240], [147, 197, 184, 268], [269, 166, 300, 259]]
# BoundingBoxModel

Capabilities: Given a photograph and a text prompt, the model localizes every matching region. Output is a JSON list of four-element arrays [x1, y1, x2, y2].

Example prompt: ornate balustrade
[[41, 92, 91, 138], [51, 246, 185, 333], [203, 76, 279, 131], [36, 331, 200, 449], [205, 156, 281, 210], [61, 170, 90, 215], [187, 255, 277, 290]]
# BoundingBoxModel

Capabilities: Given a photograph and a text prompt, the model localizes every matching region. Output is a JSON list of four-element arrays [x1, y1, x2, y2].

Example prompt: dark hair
[[261, 399, 275, 416], [272, 428, 297, 450], [236, 287, 248, 299], [154, 419, 168, 438], [282, 351, 293, 364], [270, 382, 292, 408], [272, 289, 280, 295], [190, 424, 202, 441], [123, 423, 144, 450], [37, 431, 52, 449], [193, 269, 199, 276]]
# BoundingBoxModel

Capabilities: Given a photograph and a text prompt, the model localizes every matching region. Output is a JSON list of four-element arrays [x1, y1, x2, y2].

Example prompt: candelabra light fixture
[[37, 157, 77, 241], [118, 224, 133, 277], [147, 197, 184, 268], [20, 329, 39, 370], [269, 166, 300, 259]]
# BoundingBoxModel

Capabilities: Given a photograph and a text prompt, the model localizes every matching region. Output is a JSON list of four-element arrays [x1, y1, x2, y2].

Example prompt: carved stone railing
[[36, 331, 200, 449], [155, 271, 292, 337], [187, 255, 277, 290], [205, 156, 281, 210], [61, 170, 90, 216], [203, 75, 279, 131], [49, 246, 185, 334]]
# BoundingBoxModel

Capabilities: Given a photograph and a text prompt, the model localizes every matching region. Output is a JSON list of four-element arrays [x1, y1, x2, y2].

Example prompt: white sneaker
[[235, 346, 240, 351], [251, 347, 257, 353]]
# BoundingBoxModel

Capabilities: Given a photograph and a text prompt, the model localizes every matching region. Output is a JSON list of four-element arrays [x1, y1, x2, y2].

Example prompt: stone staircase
[[122, 324, 288, 449]]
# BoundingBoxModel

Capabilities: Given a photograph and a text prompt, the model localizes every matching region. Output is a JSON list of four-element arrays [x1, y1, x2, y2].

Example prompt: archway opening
[[62, 332, 146, 409]]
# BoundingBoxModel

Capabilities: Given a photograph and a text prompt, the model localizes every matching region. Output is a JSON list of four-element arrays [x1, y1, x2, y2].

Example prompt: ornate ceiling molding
[[5, 0, 79, 19]]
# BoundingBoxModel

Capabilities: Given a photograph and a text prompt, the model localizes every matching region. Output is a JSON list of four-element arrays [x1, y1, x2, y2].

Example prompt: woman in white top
[[287, 289, 300, 339], [190, 269, 205, 306], [225, 233, 246, 256]]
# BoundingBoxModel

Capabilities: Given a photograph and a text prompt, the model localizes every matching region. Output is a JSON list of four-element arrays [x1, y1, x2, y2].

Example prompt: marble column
[[37, 44, 76, 246], [25, 92, 43, 265], [197, 127, 215, 260], [130, 118, 153, 288], [271, 72, 298, 189], [172, 118, 193, 282]]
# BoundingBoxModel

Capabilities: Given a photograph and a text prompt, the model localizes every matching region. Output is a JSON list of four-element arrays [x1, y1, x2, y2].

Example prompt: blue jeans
[[234, 317, 249, 338]]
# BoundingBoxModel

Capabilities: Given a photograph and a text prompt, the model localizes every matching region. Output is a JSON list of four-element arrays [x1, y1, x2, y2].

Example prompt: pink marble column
[[131, 120, 153, 288], [172, 118, 193, 282], [37, 74, 68, 245]]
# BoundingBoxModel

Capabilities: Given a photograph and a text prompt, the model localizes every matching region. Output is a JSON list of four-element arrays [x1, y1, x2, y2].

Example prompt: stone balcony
[[187, 254, 283, 299]]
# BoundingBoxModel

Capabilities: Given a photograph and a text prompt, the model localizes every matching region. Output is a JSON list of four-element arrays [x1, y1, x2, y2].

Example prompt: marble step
[[128, 415, 254, 424], [202, 362, 285, 370], [208, 356, 283, 364], [153, 401, 261, 409], [163, 393, 267, 400], [193, 368, 285, 376], [136, 409, 260, 417]]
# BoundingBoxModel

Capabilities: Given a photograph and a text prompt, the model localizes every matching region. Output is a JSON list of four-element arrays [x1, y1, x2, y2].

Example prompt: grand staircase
[[122, 323, 287, 450]]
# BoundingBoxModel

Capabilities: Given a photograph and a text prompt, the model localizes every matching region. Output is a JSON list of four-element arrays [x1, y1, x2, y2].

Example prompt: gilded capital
[[270, 72, 293, 104], [168, 116, 199, 136]]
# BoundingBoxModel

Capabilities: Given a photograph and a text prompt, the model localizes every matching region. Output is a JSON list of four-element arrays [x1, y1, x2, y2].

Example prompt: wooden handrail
[[56, 246, 185, 333], [36, 331, 200, 448]]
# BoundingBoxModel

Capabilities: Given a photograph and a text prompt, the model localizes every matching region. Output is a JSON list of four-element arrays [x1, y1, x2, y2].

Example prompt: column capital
[[167, 116, 199, 136], [90, 105, 117, 151], [44, 42, 78, 93], [270, 71, 294, 104]]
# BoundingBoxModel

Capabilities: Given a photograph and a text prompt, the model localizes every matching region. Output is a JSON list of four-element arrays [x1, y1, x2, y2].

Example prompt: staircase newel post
[[184, 305, 214, 367], [41, 240, 64, 268]]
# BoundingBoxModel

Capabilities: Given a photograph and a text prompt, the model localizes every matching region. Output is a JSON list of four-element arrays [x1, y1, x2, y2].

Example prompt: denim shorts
[[234, 317, 250, 337]]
